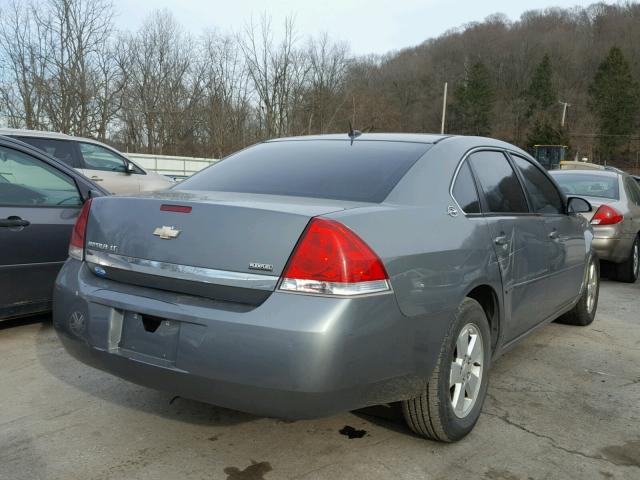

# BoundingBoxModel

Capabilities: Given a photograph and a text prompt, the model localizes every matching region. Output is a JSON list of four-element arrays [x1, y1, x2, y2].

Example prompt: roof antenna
[[348, 121, 362, 145]]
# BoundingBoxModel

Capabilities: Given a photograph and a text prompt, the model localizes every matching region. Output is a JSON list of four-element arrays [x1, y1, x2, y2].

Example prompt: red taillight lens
[[591, 205, 623, 225], [280, 218, 389, 295], [69, 199, 92, 260]]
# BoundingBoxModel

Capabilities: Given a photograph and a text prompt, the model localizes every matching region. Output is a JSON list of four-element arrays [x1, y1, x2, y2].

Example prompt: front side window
[[79, 143, 128, 172], [452, 161, 481, 213], [469, 151, 529, 214], [0, 146, 81, 206], [512, 155, 564, 214]]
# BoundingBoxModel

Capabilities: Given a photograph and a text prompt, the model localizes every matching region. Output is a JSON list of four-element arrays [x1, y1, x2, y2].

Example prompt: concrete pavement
[[1, 279, 639, 480]]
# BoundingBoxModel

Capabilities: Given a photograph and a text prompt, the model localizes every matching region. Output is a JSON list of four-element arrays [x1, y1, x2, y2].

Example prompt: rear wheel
[[615, 236, 639, 283], [402, 298, 491, 442], [557, 257, 599, 326]]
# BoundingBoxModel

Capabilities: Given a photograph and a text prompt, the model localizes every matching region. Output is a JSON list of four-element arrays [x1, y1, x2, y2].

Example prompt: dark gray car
[[0, 135, 107, 320], [53, 134, 598, 441]]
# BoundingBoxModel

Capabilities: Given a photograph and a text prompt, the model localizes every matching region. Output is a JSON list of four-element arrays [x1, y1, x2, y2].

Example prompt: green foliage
[[526, 119, 570, 152], [526, 54, 555, 117], [589, 46, 640, 159], [453, 62, 495, 136]]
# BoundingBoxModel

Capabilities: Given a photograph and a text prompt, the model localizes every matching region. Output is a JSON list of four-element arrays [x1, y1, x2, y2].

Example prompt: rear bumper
[[53, 260, 449, 419], [592, 230, 634, 263]]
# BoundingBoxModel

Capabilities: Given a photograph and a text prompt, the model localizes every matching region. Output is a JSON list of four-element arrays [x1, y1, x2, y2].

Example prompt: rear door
[[77, 142, 140, 194], [468, 150, 549, 341], [0, 145, 83, 318], [511, 154, 586, 314]]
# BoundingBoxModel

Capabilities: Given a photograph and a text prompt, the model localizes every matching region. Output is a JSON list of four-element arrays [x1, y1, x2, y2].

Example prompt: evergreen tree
[[526, 119, 570, 151], [454, 62, 495, 136], [589, 46, 639, 160], [526, 54, 555, 117]]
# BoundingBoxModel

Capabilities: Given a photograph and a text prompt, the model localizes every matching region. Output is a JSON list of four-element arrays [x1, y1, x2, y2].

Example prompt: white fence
[[125, 153, 218, 178]]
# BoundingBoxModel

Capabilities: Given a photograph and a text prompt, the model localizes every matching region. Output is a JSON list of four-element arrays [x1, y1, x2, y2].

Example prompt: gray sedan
[[0, 135, 107, 321], [550, 169, 640, 283], [53, 134, 598, 442]]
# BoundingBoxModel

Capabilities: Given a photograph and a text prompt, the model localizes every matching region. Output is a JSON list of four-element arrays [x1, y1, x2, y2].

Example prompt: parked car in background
[[0, 135, 108, 321], [560, 160, 604, 171], [550, 169, 640, 282], [54, 133, 598, 442], [0, 129, 172, 194]]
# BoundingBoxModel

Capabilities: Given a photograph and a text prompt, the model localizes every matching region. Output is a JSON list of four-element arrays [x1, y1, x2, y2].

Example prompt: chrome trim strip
[[85, 250, 279, 291]]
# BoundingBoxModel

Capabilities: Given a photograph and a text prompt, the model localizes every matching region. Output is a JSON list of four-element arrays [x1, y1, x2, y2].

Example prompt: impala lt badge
[[153, 225, 181, 239], [249, 262, 274, 272]]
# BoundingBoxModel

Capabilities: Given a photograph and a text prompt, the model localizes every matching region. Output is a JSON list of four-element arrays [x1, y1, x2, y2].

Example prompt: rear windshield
[[551, 173, 619, 200], [177, 140, 431, 202]]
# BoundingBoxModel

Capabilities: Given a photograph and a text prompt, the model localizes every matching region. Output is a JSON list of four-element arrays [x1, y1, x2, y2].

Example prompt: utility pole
[[559, 101, 570, 127], [440, 82, 448, 134]]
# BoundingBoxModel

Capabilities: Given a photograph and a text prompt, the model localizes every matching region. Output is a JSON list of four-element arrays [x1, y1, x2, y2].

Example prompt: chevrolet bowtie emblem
[[153, 225, 181, 239]]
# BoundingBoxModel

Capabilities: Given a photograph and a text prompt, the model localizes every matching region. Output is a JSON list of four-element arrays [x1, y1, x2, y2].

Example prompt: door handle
[[549, 230, 559, 240], [0, 216, 30, 228], [494, 235, 509, 246], [90, 176, 103, 182]]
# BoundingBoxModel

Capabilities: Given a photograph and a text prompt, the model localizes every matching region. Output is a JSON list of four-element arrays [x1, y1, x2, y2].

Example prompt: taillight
[[69, 199, 92, 260], [279, 218, 390, 296], [591, 205, 623, 225]]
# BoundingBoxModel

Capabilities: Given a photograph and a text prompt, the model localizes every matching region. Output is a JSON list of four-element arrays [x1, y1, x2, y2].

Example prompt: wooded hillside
[[1, 1, 639, 168]]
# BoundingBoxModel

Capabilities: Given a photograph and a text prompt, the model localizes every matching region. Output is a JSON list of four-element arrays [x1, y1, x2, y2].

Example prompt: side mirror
[[126, 162, 135, 174], [567, 196, 592, 214]]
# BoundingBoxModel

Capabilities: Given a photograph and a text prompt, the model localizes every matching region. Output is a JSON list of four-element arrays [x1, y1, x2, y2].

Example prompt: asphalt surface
[[1, 279, 639, 480]]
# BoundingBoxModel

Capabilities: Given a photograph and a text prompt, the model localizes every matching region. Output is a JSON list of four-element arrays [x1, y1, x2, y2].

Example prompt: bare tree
[[239, 15, 309, 138], [303, 33, 349, 133], [118, 10, 198, 154], [0, 0, 49, 128], [200, 31, 252, 157]]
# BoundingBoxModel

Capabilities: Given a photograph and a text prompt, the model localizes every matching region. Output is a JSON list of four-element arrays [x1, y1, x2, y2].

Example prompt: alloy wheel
[[450, 323, 484, 418], [586, 261, 598, 314]]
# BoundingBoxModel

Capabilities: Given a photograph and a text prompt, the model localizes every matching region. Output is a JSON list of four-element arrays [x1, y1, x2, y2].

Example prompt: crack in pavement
[[483, 411, 639, 470]]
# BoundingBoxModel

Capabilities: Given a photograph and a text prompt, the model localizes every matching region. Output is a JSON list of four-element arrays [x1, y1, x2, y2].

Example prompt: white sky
[[111, 0, 609, 55]]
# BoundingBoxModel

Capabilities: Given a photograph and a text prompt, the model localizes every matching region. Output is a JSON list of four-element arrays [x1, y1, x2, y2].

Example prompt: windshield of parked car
[[177, 140, 431, 202], [551, 173, 619, 200]]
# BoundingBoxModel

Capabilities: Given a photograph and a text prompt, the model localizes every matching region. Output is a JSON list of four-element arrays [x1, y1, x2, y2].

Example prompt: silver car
[[0, 128, 172, 194], [53, 134, 598, 442], [551, 169, 640, 283]]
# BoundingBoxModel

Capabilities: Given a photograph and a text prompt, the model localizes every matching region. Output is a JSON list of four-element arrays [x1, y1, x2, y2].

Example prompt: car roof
[[266, 133, 452, 144], [0, 127, 107, 147], [550, 169, 620, 178]]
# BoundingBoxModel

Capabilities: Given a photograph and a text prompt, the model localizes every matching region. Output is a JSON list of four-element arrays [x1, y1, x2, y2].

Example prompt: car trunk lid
[[84, 191, 367, 304]]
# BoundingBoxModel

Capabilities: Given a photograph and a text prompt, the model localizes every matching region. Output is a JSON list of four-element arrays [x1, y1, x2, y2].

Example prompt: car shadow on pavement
[[35, 320, 257, 427]]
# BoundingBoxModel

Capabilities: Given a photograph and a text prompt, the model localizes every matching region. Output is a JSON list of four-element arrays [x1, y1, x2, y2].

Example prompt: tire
[[402, 297, 491, 442], [615, 235, 639, 283], [557, 257, 600, 326]]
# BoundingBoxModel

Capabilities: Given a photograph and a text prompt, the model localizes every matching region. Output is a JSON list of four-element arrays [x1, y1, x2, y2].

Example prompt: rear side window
[[13, 136, 81, 168], [512, 155, 564, 214], [469, 151, 529, 214], [452, 161, 480, 213], [177, 140, 431, 202]]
